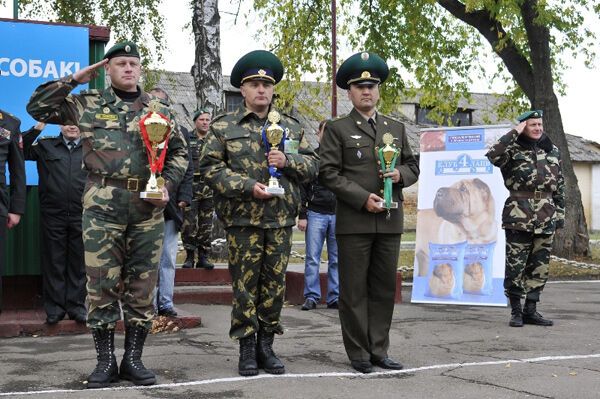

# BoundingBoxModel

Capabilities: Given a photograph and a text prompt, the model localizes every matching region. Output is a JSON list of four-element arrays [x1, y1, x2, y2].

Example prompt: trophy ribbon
[[138, 110, 172, 198]]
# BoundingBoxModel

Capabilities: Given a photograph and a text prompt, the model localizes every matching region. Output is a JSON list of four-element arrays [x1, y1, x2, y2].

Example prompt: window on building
[[225, 92, 244, 112], [416, 106, 473, 127]]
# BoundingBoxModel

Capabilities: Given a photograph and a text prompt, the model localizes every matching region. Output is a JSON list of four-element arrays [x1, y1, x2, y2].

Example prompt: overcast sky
[[1, 1, 598, 141]]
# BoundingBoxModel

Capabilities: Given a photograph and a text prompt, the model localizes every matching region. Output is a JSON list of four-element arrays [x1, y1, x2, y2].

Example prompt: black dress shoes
[[373, 357, 404, 370], [301, 298, 317, 311], [46, 313, 65, 325], [350, 360, 373, 374]]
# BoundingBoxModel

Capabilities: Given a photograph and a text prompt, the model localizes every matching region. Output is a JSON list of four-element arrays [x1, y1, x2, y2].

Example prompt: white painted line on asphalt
[[3, 352, 600, 396]]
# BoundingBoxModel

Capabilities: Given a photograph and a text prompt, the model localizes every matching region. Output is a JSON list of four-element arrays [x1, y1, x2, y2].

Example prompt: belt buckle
[[127, 178, 139, 192], [534, 190, 543, 200]]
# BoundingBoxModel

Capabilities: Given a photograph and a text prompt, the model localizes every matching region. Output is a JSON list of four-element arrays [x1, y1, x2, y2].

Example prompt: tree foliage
[[253, 0, 598, 122], [15, 0, 166, 66]]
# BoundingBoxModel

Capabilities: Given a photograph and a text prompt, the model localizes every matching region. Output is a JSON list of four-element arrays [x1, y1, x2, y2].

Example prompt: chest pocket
[[344, 139, 371, 164], [224, 130, 253, 158], [91, 119, 124, 151]]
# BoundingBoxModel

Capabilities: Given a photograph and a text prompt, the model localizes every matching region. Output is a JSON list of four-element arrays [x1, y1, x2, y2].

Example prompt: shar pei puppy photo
[[415, 178, 497, 276]]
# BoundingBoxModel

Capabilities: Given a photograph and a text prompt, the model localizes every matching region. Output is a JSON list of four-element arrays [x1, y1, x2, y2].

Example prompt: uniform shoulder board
[[39, 135, 59, 140], [329, 114, 348, 124], [0, 111, 21, 124], [380, 114, 402, 124], [211, 113, 229, 122]]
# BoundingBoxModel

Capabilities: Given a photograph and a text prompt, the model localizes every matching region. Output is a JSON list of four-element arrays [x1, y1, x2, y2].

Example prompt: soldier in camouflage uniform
[[486, 110, 564, 328], [27, 41, 188, 388], [181, 109, 215, 270], [199, 50, 318, 377]]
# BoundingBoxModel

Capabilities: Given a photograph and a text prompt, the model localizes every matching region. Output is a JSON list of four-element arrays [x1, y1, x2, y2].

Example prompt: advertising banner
[[0, 20, 88, 184], [411, 125, 511, 306]]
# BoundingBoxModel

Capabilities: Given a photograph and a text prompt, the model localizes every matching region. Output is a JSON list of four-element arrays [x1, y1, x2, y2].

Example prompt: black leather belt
[[89, 173, 143, 192], [509, 190, 552, 200]]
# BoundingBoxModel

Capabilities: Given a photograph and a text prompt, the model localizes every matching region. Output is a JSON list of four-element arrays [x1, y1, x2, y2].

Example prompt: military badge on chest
[[0, 127, 10, 141]]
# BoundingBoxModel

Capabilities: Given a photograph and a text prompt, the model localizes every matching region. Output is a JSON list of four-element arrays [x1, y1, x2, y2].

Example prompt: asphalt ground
[[1, 280, 599, 399]]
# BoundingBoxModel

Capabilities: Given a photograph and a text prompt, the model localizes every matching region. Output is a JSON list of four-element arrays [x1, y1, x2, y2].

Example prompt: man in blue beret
[[319, 52, 419, 373], [199, 50, 318, 377], [486, 110, 564, 328]]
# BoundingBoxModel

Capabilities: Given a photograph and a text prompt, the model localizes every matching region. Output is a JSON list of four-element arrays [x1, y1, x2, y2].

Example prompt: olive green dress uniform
[[201, 103, 318, 339], [0, 109, 26, 313], [486, 110, 565, 304], [319, 52, 419, 365], [26, 58, 189, 330]]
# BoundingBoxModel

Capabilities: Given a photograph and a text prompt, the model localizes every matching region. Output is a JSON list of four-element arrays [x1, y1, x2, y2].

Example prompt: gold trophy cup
[[264, 111, 285, 196], [139, 110, 171, 199]]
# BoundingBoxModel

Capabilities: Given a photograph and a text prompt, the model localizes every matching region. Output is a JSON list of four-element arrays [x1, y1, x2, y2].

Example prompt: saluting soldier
[[199, 50, 318, 377], [319, 52, 419, 374], [486, 110, 564, 328], [22, 123, 87, 325], [27, 41, 189, 388], [0, 109, 26, 315], [181, 108, 215, 270]]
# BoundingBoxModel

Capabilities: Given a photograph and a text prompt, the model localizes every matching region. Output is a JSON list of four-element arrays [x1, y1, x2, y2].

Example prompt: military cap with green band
[[193, 108, 210, 122], [336, 51, 389, 90], [517, 110, 543, 122], [103, 41, 140, 60], [230, 50, 284, 88]]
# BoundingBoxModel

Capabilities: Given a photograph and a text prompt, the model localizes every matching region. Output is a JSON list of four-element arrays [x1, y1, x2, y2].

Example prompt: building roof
[[149, 70, 600, 162]]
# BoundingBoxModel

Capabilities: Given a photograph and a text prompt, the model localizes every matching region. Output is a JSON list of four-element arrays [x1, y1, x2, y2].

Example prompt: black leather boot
[[119, 325, 156, 385], [523, 299, 554, 326], [238, 334, 259, 376], [182, 250, 195, 269], [196, 254, 215, 270], [508, 297, 523, 327], [87, 329, 118, 389], [257, 330, 285, 374]]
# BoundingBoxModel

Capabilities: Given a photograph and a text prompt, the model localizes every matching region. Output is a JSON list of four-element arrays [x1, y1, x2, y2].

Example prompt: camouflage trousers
[[226, 226, 292, 340], [83, 184, 164, 330], [504, 229, 554, 301], [181, 196, 214, 255]]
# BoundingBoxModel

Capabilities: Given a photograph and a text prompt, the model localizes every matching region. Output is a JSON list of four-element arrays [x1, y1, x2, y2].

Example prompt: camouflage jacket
[[198, 104, 319, 228], [0, 109, 26, 217], [486, 129, 565, 234], [26, 75, 188, 191], [189, 132, 212, 200]]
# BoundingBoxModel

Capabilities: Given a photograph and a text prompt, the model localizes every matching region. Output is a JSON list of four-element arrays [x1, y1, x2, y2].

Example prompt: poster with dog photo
[[411, 125, 511, 306]]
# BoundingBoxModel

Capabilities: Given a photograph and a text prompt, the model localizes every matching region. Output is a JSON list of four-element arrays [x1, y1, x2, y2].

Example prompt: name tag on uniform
[[284, 139, 299, 154], [95, 113, 119, 121]]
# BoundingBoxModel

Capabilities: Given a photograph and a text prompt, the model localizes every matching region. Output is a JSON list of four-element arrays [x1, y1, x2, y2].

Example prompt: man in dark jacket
[[298, 120, 338, 311], [0, 108, 26, 314], [22, 122, 87, 324], [149, 88, 194, 317]]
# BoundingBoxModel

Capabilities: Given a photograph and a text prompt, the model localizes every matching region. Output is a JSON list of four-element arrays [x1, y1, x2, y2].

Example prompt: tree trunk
[[191, 0, 223, 115], [521, 0, 589, 257]]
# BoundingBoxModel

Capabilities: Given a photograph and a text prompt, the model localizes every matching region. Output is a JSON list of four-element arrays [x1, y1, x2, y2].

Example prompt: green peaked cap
[[336, 51, 389, 90], [230, 50, 284, 88], [104, 41, 140, 60], [517, 110, 543, 122]]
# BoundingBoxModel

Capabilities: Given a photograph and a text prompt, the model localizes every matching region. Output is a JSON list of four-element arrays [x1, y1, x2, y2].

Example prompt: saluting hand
[[515, 121, 527, 134], [364, 193, 385, 213], [73, 59, 109, 84]]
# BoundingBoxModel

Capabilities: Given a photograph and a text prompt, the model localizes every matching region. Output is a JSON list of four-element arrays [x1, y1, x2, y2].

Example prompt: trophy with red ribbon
[[138, 109, 171, 199]]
